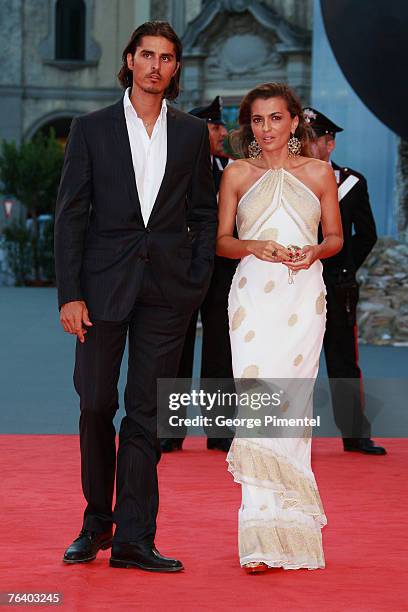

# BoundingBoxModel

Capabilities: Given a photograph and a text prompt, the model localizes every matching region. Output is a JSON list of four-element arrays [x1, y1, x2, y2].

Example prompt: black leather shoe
[[343, 438, 387, 455], [207, 437, 231, 452], [160, 438, 183, 452], [110, 540, 183, 572], [63, 528, 113, 563]]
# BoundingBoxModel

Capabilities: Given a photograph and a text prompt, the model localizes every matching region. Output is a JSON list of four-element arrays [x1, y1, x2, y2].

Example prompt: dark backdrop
[[321, 0, 408, 138]]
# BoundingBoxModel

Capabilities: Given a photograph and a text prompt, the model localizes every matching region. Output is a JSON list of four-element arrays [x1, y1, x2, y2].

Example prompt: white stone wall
[[0, 0, 152, 139], [0, 0, 23, 86], [185, 0, 202, 24], [0, 0, 312, 140]]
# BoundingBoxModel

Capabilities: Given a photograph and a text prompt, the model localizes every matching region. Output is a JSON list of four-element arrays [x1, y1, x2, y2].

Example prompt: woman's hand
[[247, 240, 292, 263], [282, 245, 319, 271]]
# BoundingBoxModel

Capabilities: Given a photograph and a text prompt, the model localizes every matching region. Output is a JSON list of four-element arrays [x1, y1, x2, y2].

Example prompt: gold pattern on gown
[[231, 306, 246, 330], [316, 291, 326, 315], [241, 364, 259, 378], [258, 228, 279, 241], [237, 169, 282, 238], [244, 330, 255, 342], [281, 400, 290, 412], [239, 520, 325, 570], [227, 167, 327, 570], [288, 314, 298, 326], [264, 280, 275, 293], [228, 439, 326, 522]]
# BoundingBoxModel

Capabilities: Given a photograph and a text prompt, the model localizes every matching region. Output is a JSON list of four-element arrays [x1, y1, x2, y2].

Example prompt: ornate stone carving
[[220, 0, 251, 11], [183, 0, 310, 54], [150, 0, 169, 20], [185, 0, 202, 25], [180, 0, 311, 109], [262, 0, 313, 30], [204, 13, 283, 78]]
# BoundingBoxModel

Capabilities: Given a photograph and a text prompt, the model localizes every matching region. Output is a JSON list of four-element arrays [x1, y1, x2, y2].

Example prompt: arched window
[[55, 0, 86, 60]]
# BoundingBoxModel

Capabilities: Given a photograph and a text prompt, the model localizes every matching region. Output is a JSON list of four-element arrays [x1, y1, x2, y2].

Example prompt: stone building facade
[[0, 0, 312, 147], [0, 0, 312, 236], [0, 0, 149, 146]]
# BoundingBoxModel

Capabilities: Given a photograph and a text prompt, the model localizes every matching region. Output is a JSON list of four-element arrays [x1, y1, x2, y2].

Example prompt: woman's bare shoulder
[[303, 158, 334, 178], [221, 159, 253, 184], [224, 158, 254, 173]]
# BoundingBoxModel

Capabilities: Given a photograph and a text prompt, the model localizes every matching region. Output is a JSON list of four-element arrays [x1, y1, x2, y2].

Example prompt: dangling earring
[[288, 133, 301, 157], [248, 139, 262, 159]]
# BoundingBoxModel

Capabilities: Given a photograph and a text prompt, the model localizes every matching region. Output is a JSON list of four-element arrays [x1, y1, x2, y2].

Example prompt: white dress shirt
[[123, 87, 167, 226]]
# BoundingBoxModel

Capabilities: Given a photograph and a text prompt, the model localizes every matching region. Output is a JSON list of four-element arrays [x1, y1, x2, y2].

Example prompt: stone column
[[0, 0, 23, 143], [180, 52, 206, 110], [134, 0, 150, 24], [170, 0, 186, 36]]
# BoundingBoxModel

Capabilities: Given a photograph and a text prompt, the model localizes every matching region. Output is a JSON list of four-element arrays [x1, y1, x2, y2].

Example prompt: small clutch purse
[[286, 244, 304, 284]]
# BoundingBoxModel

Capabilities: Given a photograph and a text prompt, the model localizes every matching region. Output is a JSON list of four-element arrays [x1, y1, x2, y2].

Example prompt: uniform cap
[[189, 96, 226, 126], [303, 107, 343, 137]]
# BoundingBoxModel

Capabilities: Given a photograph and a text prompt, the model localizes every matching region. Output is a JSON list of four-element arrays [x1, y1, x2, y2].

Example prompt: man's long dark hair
[[117, 21, 182, 101]]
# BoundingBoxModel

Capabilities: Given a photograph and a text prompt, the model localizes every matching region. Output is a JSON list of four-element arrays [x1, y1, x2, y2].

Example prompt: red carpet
[[0, 436, 406, 611]]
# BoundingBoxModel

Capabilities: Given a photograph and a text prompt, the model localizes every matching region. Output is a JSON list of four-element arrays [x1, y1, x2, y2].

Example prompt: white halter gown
[[227, 167, 327, 570]]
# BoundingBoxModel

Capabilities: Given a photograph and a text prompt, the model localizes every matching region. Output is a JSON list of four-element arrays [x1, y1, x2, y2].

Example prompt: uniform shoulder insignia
[[341, 165, 364, 181], [215, 156, 233, 171], [338, 174, 360, 200]]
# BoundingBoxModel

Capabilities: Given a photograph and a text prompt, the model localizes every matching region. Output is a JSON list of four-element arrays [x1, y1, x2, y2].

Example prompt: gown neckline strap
[[238, 168, 320, 207]]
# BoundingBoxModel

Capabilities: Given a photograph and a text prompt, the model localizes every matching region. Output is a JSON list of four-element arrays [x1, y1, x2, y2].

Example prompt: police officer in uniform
[[304, 107, 386, 455], [161, 97, 237, 452]]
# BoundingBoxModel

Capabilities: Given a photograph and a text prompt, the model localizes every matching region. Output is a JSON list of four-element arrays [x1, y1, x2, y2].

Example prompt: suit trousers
[[177, 266, 236, 439], [73, 262, 192, 542], [323, 280, 371, 439]]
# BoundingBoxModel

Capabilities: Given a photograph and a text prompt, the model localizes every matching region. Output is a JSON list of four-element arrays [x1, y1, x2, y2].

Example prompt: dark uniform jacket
[[321, 162, 377, 277], [210, 155, 238, 295], [320, 161, 377, 325]]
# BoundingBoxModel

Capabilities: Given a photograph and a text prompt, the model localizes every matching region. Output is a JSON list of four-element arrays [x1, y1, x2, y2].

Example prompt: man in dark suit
[[160, 97, 237, 453], [54, 22, 217, 572], [304, 107, 386, 455]]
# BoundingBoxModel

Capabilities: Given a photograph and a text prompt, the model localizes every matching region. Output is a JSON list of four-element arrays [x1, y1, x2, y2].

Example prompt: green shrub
[[0, 130, 63, 282], [2, 220, 32, 286]]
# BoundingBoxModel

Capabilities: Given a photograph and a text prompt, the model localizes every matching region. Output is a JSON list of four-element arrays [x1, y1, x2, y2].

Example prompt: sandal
[[243, 562, 269, 574]]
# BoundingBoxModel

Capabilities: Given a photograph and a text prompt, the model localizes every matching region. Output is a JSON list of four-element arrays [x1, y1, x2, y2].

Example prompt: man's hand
[[60, 300, 92, 343]]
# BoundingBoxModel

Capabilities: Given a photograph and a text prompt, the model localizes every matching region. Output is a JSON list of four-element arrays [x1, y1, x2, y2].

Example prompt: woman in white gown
[[217, 83, 343, 572]]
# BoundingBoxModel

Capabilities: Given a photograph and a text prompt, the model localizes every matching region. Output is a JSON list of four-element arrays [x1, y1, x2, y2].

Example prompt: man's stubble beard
[[134, 71, 166, 96], [141, 85, 163, 95]]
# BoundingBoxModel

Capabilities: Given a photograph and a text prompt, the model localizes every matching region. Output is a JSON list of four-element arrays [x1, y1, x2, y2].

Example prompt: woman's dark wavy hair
[[230, 82, 312, 158], [117, 21, 182, 101]]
